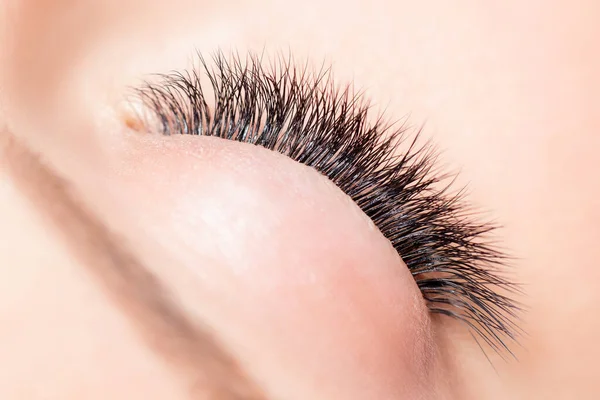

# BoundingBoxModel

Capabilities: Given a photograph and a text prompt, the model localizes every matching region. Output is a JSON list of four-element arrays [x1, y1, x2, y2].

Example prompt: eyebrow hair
[[0, 130, 266, 400]]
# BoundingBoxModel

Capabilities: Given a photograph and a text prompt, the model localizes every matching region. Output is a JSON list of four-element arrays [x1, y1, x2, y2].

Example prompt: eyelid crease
[[128, 50, 523, 359], [0, 129, 266, 400]]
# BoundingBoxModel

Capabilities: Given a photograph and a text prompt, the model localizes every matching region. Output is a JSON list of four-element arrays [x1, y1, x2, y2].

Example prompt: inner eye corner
[[115, 96, 164, 137]]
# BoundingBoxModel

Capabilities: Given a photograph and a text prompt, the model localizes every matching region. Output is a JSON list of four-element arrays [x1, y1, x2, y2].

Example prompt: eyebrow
[[0, 130, 266, 400]]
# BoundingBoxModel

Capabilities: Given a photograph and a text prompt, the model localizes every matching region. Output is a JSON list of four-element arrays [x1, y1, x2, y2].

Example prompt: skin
[[0, 0, 599, 398]]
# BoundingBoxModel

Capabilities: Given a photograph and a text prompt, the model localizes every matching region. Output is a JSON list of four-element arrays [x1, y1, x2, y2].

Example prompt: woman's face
[[0, 1, 598, 399]]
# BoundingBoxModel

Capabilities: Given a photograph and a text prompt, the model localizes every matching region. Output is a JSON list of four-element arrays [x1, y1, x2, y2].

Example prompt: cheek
[[105, 133, 439, 399]]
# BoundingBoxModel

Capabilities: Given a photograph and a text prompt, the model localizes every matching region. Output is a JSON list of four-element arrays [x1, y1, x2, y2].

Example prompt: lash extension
[[131, 52, 520, 356]]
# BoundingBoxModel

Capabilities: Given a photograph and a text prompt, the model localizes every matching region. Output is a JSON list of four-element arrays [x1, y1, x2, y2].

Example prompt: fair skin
[[0, 0, 599, 399]]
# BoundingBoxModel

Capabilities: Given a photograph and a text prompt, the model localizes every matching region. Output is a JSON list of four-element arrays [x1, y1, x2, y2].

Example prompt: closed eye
[[128, 50, 522, 358]]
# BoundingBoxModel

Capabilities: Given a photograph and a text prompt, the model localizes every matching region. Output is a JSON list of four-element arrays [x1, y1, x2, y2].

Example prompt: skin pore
[[0, 0, 599, 399]]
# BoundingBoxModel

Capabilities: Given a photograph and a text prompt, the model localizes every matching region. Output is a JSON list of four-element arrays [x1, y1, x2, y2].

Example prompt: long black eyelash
[[131, 52, 521, 356]]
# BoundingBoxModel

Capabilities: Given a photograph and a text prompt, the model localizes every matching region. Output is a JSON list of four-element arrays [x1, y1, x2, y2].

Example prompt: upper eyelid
[[126, 51, 522, 359]]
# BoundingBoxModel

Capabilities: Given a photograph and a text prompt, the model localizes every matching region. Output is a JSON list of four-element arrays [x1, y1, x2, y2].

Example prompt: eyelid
[[110, 131, 438, 398], [126, 50, 522, 358]]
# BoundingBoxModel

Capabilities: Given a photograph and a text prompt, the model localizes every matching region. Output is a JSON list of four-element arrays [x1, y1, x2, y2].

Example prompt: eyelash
[[130, 52, 521, 357]]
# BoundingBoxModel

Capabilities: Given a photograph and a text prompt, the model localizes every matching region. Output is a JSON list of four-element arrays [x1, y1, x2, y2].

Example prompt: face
[[0, 1, 598, 399]]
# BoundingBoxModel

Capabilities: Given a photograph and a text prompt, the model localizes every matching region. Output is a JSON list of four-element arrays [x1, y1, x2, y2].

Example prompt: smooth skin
[[0, 0, 599, 399]]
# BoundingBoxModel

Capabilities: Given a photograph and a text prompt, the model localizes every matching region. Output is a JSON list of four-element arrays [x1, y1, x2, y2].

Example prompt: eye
[[127, 51, 521, 357]]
